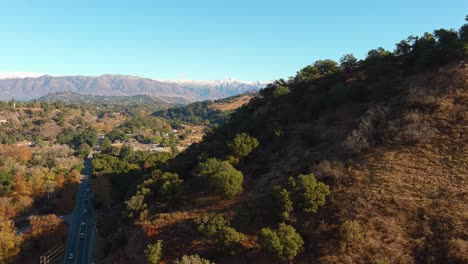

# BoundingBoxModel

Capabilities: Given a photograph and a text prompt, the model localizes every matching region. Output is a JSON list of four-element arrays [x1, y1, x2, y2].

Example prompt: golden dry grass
[[210, 95, 254, 112]]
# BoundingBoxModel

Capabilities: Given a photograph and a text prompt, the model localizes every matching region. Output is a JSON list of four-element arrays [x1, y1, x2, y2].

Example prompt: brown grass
[[210, 95, 254, 112]]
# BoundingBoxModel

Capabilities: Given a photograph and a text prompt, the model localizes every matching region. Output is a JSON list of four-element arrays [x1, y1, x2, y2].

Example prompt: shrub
[[313, 160, 346, 185], [124, 194, 148, 220], [384, 110, 437, 145], [260, 84, 291, 99], [173, 254, 214, 264], [270, 186, 293, 221], [196, 214, 246, 255], [339, 220, 363, 250], [197, 214, 230, 238], [258, 223, 304, 261], [288, 173, 330, 214], [195, 158, 243, 197], [217, 226, 246, 255], [228, 133, 259, 159], [343, 106, 388, 153], [145, 240, 163, 264]]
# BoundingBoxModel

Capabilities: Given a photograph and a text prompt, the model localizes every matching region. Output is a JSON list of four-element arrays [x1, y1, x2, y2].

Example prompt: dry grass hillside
[[210, 95, 255, 112], [115, 63, 468, 264], [314, 64, 468, 263], [243, 63, 467, 263]]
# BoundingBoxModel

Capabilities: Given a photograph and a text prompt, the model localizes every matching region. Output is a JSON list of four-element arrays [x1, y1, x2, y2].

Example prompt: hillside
[[89, 23, 468, 264], [0, 74, 266, 102], [153, 94, 256, 126], [38, 92, 190, 106]]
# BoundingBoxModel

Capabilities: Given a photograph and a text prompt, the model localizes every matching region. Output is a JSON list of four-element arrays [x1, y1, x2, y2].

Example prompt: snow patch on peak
[[164, 78, 269, 87]]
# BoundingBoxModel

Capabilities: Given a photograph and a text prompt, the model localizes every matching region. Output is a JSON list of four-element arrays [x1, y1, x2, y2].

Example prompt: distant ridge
[[0, 74, 267, 102], [38, 92, 191, 105]]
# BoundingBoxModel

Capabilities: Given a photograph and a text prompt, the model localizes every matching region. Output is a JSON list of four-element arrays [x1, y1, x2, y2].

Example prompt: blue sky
[[0, 0, 466, 81]]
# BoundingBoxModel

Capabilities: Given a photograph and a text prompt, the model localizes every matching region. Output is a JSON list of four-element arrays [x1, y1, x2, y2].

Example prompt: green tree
[[260, 85, 291, 100], [288, 173, 330, 214], [459, 15, 468, 42], [119, 145, 134, 161], [158, 172, 185, 206], [434, 28, 462, 58], [217, 226, 246, 255], [340, 54, 358, 70], [271, 186, 293, 221], [228, 133, 259, 158], [196, 214, 245, 255], [106, 130, 129, 142], [197, 213, 227, 234], [295, 65, 320, 81], [124, 194, 148, 220], [173, 254, 213, 264], [195, 158, 243, 198], [101, 137, 112, 153], [145, 240, 163, 264], [395, 37, 413, 56], [313, 59, 340, 75], [258, 223, 304, 262]]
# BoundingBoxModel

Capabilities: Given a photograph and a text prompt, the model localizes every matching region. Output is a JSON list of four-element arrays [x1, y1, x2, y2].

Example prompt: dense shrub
[[288, 173, 330, 214], [339, 220, 363, 250], [197, 214, 246, 255], [258, 223, 304, 261], [270, 186, 293, 221], [228, 133, 259, 158], [145, 240, 163, 264], [195, 158, 243, 197], [173, 254, 214, 264]]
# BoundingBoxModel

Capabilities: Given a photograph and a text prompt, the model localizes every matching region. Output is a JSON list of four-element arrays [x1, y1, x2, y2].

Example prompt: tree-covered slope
[[96, 19, 468, 264]]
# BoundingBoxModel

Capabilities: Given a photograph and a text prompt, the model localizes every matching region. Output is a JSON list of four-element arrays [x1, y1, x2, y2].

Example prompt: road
[[63, 153, 96, 264]]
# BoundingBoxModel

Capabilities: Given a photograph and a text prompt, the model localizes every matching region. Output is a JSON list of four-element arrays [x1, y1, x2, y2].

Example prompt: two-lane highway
[[64, 154, 95, 264]]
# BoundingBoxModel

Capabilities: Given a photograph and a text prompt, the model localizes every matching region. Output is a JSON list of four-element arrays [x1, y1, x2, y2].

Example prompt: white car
[[83, 209, 87, 214], [81, 222, 86, 227], [80, 233, 85, 239], [68, 253, 73, 260]]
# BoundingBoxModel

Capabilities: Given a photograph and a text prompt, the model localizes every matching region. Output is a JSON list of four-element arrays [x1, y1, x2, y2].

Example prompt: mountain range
[[0, 74, 267, 102]]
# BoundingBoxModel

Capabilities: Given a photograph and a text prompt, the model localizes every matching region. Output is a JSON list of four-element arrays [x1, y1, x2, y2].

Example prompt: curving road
[[64, 153, 96, 264]]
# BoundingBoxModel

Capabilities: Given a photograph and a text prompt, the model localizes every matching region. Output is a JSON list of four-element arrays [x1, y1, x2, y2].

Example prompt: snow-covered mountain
[[167, 78, 268, 99], [0, 74, 267, 102]]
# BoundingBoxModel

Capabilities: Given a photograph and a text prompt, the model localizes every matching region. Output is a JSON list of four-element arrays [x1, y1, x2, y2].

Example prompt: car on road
[[83, 209, 87, 214], [80, 233, 85, 239], [81, 222, 86, 227], [68, 253, 73, 260], [86, 188, 90, 192]]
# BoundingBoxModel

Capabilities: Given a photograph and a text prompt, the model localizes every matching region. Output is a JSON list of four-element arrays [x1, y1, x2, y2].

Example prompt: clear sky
[[0, 0, 466, 81]]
